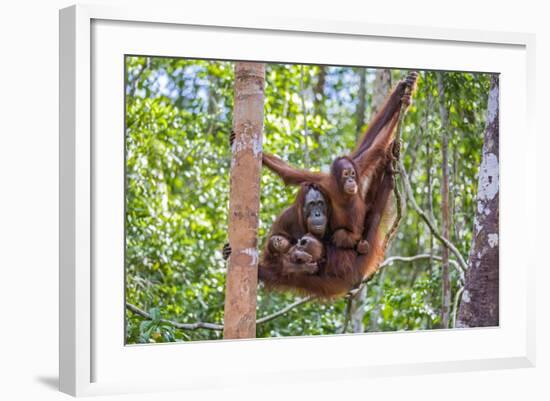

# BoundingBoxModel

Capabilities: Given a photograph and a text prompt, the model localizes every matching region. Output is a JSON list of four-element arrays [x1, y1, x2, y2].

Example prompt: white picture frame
[[59, 3, 536, 397]]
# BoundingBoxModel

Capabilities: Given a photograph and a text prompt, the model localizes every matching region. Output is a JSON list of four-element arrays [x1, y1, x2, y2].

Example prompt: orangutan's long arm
[[262, 152, 327, 186], [351, 71, 418, 159], [353, 112, 400, 182], [354, 170, 396, 280]]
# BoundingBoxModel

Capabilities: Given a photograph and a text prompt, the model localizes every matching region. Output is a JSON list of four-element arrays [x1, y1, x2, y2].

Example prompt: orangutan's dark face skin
[[303, 188, 328, 238]]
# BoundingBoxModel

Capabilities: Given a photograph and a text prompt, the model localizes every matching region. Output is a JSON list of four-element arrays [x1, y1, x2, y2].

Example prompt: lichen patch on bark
[[241, 247, 259, 266], [478, 152, 499, 202], [486, 84, 499, 126], [488, 233, 498, 248]]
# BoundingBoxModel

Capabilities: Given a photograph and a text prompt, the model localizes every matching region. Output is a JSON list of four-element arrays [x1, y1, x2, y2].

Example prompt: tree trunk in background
[[457, 75, 499, 328], [349, 285, 367, 333], [350, 67, 391, 333], [355, 68, 367, 139], [427, 140, 435, 278], [371, 69, 391, 117], [299, 66, 310, 167], [424, 89, 436, 288], [367, 267, 387, 331], [223, 62, 265, 339], [313, 66, 326, 145], [452, 146, 460, 241], [436, 72, 451, 329], [206, 74, 218, 137]]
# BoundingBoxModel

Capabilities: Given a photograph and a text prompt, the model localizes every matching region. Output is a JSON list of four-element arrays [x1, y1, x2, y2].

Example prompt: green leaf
[[149, 308, 161, 322]]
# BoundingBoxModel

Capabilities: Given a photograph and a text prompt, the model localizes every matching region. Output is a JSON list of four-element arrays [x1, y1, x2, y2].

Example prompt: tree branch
[[256, 296, 314, 324], [398, 158, 469, 271], [126, 303, 224, 331], [381, 254, 464, 280], [339, 295, 354, 334], [358, 252, 465, 299], [127, 250, 464, 334], [452, 286, 465, 328], [385, 71, 418, 247], [385, 105, 406, 247], [126, 296, 314, 332]]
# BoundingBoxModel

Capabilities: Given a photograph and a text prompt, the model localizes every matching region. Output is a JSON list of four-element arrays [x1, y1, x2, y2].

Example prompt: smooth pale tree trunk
[[355, 68, 367, 138], [349, 284, 367, 333], [367, 267, 387, 331], [371, 69, 391, 116], [350, 68, 391, 333], [313, 66, 326, 146], [436, 72, 451, 329], [223, 62, 265, 339], [457, 75, 499, 328], [299, 66, 310, 167]]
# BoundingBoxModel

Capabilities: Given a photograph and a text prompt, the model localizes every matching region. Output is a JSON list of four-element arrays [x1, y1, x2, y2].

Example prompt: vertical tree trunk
[[350, 68, 391, 333], [312, 66, 326, 146], [349, 287, 366, 333], [427, 140, 435, 273], [371, 69, 391, 116], [424, 88, 436, 279], [452, 146, 460, 241], [223, 62, 265, 339], [457, 75, 499, 328], [299, 65, 310, 167], [436, 72, 451, 329], [206, 74, 218, 137], [355, 68, 367, 139], [367, 268, 387, 331]]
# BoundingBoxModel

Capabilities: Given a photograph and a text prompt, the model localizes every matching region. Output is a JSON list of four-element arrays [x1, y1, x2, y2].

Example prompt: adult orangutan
[[223, 183, 330, 274], [262, 71, 417, 253]]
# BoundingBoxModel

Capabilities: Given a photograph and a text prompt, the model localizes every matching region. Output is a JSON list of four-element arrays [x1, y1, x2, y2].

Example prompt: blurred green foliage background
[[124, 56, 491, 343]]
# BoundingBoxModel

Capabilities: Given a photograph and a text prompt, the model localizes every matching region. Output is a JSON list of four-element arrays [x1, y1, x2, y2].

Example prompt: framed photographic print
[[59, 4, 536, 396]]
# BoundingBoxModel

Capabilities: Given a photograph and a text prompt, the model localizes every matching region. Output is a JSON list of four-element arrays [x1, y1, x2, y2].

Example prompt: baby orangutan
[[279, 233, 326, 275]]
